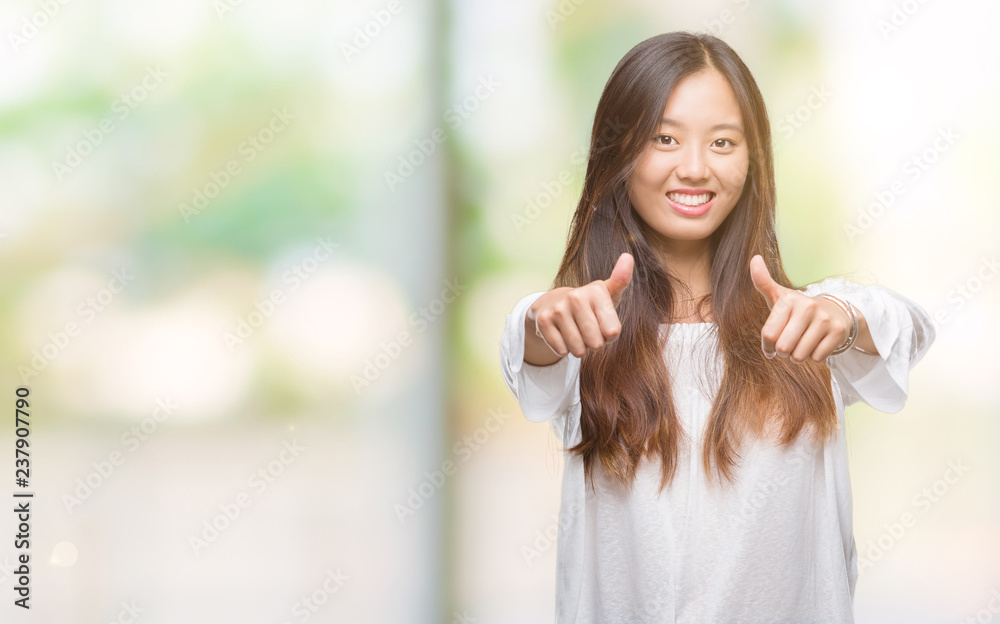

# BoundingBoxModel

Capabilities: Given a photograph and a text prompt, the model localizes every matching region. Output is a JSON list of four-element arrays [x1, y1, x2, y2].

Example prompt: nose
[[676, 145, 708, 181]]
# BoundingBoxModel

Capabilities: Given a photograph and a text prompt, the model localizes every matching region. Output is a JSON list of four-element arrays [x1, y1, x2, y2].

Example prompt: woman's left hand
[[749, 254, 853, 363]]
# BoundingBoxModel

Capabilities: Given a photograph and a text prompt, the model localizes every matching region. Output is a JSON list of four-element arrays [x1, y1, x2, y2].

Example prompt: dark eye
[[713, 139, 736, 148], [653, 135, 676, 146]]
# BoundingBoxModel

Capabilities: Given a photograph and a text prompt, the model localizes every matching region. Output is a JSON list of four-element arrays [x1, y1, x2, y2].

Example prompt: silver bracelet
[[820, 294, 858, 355]]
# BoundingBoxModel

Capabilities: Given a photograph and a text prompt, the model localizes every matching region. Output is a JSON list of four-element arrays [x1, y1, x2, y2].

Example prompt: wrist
[[819, 294, 858, 355]]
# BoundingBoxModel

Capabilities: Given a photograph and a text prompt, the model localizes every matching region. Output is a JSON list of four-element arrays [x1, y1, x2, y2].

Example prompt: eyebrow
[[660, 117, 744, 135]]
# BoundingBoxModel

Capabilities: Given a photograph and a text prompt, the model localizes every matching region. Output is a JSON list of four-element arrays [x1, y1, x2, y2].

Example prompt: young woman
[[498, 32, 936, 623]]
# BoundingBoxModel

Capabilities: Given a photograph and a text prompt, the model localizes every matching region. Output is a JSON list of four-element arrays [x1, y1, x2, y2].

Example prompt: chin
[[654, 226, 715, 242]]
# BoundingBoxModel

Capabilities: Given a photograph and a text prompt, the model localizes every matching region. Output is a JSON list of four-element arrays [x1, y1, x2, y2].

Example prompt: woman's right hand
[[523, 253, 634, 366]]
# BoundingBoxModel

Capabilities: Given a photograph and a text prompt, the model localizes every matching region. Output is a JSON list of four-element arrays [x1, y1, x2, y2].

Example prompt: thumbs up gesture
[[524, 253, 634, 364], [750, 254, 852, 363]]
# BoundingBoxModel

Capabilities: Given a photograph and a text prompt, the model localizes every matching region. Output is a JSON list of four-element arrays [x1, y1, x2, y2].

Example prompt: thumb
[[749, 254, 783, 310], [604, 253, 634, 307]]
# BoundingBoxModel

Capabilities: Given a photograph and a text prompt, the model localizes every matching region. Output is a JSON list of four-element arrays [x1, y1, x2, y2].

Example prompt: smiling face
[[627, 69, 750, 255]]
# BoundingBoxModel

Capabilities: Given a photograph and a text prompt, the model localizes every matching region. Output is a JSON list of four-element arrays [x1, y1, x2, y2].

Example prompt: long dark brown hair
[[554, 31, 837, 494]]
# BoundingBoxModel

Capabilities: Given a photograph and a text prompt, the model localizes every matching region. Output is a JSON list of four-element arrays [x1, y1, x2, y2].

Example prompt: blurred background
[[0, 0, 997, 622]]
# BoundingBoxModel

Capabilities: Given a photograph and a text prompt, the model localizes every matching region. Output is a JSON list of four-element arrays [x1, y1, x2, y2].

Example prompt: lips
[[666, 191, 715, 206], [665, 191, 715, 216]]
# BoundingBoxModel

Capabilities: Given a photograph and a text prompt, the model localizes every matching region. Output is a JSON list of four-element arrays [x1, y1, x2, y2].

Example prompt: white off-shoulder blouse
[[498, 277, 936, 624]]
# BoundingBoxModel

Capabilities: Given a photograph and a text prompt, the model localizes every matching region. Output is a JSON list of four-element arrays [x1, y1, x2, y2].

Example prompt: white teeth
[[667, 192, 712, 206]]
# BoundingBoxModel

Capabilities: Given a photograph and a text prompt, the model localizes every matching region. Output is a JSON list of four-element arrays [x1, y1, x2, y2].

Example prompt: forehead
[[659, 70, 744, 132]]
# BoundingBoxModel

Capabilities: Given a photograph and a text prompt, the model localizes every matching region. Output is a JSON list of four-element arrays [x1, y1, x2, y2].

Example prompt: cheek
[[631, 155, 660, 190], [721, 156, 750, 193], [629, 173, 664, 211]]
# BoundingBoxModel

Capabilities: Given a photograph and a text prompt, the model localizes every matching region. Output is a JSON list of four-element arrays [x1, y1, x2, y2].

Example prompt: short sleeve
[[499, 290, 582, 423], [803, 277, 936, 413]]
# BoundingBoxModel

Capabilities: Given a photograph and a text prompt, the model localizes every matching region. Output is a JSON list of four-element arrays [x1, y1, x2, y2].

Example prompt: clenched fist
[[750, 254, 855, 363], [523, 253, 634, 366]]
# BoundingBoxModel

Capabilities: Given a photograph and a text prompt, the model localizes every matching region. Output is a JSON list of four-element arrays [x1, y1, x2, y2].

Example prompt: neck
[[646, 234, 714, 323], [651, 238, 713, 298]]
